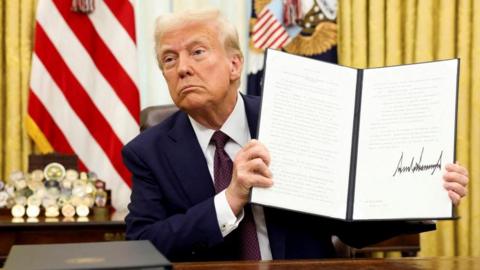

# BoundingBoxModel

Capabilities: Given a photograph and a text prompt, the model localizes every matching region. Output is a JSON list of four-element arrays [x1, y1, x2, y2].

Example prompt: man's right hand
[[226, 139, 273, 215]]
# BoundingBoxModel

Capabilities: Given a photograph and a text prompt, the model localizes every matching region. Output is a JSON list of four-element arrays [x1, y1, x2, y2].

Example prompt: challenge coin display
[[1, 163, 107, 218]]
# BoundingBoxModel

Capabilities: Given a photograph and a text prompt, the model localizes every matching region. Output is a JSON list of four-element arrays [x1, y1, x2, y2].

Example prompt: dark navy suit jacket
[[122, 94, 434, 262]]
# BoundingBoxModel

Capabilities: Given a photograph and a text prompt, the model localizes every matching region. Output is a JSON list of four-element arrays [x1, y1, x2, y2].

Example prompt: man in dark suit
[[122, 9, 469, 262]]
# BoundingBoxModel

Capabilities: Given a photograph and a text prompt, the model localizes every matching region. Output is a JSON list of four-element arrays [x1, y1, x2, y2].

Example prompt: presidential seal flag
[[26, 0, 139, 211], [247, 0, 338, 96]]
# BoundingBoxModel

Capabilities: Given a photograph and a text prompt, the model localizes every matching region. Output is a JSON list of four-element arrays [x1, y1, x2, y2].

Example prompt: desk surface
[[0, 214, 125, 228], [174, 257, 479, 270], [0, 257, 477, 270]]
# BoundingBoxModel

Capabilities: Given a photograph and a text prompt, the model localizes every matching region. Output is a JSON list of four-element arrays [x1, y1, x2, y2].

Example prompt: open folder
[[251, 49, 458, 222], [4, 240, 171, 270]]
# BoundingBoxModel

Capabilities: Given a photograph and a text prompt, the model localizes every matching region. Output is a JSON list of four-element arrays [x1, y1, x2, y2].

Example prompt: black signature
[[393, 147, 443, 177]]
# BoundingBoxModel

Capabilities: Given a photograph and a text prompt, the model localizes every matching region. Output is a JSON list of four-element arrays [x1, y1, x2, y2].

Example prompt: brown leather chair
[[140, 104, 179, 132]]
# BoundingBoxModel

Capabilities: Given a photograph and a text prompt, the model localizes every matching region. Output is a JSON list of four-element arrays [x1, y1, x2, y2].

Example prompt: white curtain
[[134, 0, 251, 109]]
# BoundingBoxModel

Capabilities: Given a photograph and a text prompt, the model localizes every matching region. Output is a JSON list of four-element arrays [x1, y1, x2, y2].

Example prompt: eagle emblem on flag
[[251, 0, 337, 55]]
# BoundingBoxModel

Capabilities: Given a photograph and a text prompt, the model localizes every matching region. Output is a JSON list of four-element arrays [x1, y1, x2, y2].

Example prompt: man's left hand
[[443, 162, 469, 206]]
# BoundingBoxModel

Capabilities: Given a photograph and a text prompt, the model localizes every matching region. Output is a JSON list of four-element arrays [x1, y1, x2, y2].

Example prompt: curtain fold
[[455, 0, 472, 256], [338, 0, 479, 257], [0, 0, 37, 181], [471, 0, 480, 256]]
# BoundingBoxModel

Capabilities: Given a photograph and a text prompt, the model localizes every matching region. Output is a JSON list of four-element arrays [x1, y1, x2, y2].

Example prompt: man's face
[[158, 21, 242, 112]]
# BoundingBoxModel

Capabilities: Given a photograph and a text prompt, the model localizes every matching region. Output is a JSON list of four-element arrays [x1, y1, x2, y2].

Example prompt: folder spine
[[346, 69, 364, 221], [452, 58, 460, 218]]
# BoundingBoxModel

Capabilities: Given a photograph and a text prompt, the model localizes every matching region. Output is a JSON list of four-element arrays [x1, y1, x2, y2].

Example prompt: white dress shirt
[[189, 94, 273, 260]]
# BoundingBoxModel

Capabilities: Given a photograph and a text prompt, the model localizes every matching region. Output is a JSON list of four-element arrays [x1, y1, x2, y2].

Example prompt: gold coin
[[44, 162, 66, 181], [70, 195, 82, 207], [27, 195, 42, 206], [61, 204, 76, 218], [26, 205, 40, 218], [76, 204, 90, 217], [65, 169, 79, 181], [11, 204, 25, 218], [45, 206, 60, 218], [30, 169, 45, 182], [82, 195, 95, 208]]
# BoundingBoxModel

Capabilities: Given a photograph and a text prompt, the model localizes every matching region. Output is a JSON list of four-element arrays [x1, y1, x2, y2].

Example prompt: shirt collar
[[189, 93, 250, 154]]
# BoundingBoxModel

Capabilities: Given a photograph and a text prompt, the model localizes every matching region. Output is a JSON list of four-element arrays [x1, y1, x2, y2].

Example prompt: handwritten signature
[[393, 147, 443, 177]]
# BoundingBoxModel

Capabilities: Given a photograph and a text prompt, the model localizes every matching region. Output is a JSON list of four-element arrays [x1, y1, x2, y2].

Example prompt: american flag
[[26, 0, 139, 211], [252, 8, 291, 49]]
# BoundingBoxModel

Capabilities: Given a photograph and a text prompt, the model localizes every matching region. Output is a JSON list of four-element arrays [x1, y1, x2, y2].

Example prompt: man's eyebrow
[[185, 37, 211, 48], [159, 36, 213, 57], [158, 48, 176, 57]]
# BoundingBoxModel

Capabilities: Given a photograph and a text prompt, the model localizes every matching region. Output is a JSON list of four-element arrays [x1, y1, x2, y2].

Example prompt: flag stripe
[[33, 24, 132, 189], [258, 24, 284, 48], [52, 0, 139, 123], [28, 92, 90, 173], [36, 0, 139, 145], [103, 0, 136, 43], [27, 96, 89, 173], [88, 0, 138, 85], [264, 27, 289, 49], [253, 18, 280, 47], [270, 33, 290, 49], [252, 16, 277, 41], [252, 10, 272, 34], [252, 8, 294, 50], [30, 54, 132, 209], [28, 91, 75, 154], [90, 1, 138, 88]]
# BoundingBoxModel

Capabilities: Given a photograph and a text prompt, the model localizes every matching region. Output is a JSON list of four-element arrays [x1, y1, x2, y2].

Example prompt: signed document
[[251, 49, 458, 221]]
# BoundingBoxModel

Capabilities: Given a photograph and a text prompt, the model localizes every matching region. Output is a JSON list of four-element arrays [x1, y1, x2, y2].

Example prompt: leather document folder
[[4, 240, 171, 270]]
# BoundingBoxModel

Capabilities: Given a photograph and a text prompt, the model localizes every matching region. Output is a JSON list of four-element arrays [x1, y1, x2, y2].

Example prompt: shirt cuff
[[214, 190, 244, 237]]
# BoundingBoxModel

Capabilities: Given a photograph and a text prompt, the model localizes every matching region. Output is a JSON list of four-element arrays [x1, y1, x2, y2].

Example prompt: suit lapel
[[242, 94, 260, 139], [165, 112, 215, 205]]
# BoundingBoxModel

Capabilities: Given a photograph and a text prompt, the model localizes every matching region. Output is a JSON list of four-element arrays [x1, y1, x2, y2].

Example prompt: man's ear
[[229, 54, 243, 81]]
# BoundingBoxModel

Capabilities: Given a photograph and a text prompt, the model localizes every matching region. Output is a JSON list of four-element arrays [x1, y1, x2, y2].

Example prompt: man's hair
[[154, 9, 243, 68]]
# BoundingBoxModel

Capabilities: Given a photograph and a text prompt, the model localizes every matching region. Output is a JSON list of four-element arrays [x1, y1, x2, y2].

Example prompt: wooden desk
[[0, 212, 126, 264], [174, 257, 480, 270]]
